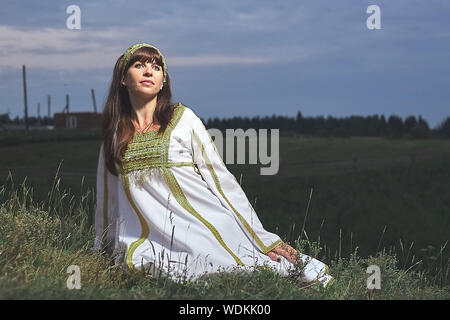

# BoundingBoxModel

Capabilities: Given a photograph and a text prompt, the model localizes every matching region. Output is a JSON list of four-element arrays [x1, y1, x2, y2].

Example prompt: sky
[[0, 0, 449, 128]]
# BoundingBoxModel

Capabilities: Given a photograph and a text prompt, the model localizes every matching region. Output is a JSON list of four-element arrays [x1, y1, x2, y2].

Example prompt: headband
[[119, 43, 167, 83]]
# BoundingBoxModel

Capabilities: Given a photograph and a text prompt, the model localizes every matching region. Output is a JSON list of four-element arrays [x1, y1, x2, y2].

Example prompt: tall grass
[[0, 169, 449, 299]]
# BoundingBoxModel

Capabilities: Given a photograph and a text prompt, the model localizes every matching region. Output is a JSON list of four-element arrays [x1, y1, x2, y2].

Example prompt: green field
[[1, 135, 450, 264], [1, 134, 450, 298]]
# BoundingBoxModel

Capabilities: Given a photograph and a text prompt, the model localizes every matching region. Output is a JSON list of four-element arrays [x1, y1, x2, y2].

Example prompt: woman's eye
[[134, 63, 160, 71]]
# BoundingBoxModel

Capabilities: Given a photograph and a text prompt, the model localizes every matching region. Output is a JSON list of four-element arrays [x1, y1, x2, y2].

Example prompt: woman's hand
[[267, 242, 301, 265]]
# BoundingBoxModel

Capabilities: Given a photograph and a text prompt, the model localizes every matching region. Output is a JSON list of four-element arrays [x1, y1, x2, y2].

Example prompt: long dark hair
[[101, 46, 175, 176]]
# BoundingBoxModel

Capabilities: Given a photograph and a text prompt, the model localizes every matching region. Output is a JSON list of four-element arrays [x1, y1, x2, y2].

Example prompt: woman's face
[[122, 60, 164, 99]]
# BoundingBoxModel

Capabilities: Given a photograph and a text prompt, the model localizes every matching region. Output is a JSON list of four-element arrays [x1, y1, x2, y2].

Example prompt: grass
[[0, 170, 449, 299], [1, 134, 449, 299]]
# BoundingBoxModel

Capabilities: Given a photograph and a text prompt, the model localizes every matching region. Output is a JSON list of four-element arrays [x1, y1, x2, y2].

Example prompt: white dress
[[94, 103, 333, 285]]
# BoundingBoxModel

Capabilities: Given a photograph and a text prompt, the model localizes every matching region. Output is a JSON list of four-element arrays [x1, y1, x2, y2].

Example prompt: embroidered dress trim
[[192, 129, 283, 254], [120, 103, 191, 176], [264, 239, 284, 254], [121, 173, 150, 269]]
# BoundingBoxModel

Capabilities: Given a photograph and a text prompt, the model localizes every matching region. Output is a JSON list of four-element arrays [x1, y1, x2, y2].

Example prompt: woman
[[95, 43, 334, 287]]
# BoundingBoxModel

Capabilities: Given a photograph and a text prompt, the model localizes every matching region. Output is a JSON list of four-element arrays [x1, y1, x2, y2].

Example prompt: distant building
[[53, 112, 101, 129]]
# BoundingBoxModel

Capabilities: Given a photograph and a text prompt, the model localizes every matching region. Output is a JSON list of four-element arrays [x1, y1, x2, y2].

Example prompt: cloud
[[0, 25, 122, 70], [0, 1, 342, 72], [0, 25, 273, 72]]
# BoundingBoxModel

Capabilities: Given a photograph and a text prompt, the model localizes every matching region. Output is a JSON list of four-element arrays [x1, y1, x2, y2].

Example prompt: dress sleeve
[[190, 114, 283, 254], [94, 142, 119, 253]]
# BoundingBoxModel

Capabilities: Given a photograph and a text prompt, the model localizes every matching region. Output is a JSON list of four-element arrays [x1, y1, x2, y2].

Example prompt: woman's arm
[[189, 112, 283, 255]]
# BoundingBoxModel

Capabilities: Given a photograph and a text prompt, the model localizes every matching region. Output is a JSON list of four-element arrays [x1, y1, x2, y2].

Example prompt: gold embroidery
[[121, 173, 150, 270], [120, 103, 192, 176], [193, 129, 281, 254], [265, 239, 283, 253], [160, 167, 244, 266]]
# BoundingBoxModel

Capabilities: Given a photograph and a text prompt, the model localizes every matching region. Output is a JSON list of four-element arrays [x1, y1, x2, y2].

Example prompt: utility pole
[[37, 102, 41, 126], [91, 88, 97, 113], [22, 65, 29, 132], [63, 94, 69, 113], [47, 95, 51, 119]]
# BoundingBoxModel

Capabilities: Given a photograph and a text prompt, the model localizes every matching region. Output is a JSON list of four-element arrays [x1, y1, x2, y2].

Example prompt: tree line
[[204, 112, 450, 139], [0, 114, 53, 127], [1, 112, 450, 139]]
